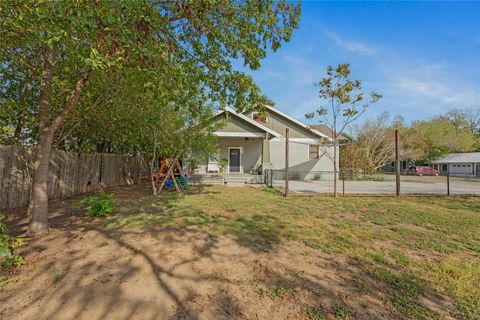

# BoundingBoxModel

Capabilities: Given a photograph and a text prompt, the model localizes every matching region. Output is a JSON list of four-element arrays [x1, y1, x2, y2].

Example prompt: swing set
[[154, 158, 189, 193]]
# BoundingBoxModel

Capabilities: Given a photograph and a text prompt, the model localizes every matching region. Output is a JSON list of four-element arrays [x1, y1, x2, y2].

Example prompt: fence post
[[395, 129, 401, 196], [284, 128, 289, 197], [447, 171, 450, 196]]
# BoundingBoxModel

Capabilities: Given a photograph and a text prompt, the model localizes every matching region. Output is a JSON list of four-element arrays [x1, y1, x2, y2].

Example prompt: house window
[[309, 145, 319, 159], [252, 112, 267, 123]]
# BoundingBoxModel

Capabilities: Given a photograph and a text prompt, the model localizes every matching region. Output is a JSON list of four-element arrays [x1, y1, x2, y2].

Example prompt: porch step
[[224, 175, 264, 184], [224, 176, 249, 184], [189, 174, 264, 185], [189, 175, 224, 184]]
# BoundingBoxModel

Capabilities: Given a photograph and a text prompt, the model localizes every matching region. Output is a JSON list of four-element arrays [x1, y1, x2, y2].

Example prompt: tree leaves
[[1, 0, 301, 150]]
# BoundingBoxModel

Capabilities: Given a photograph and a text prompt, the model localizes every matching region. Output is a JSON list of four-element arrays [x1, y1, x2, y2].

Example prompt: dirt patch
[[1, 229, 391, 320], [0, 183, 471, 319]]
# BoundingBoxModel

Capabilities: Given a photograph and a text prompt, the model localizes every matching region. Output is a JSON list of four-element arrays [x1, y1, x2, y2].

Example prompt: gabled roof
[[431, 152, 480, 164], [216, 107, 282, 138], [263, 105, 332, 141], [309, 124, 349, 141]]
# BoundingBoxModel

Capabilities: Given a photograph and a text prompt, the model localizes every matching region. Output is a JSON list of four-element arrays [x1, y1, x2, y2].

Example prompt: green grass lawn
[[101, 185, 480, 319]]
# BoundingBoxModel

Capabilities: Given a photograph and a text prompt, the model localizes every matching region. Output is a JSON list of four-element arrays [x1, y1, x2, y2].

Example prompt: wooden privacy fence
[[0, 145, 151, 209]]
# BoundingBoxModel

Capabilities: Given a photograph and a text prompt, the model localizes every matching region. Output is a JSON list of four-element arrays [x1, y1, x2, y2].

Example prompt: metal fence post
[[284, 128, 289, 197], [447, 171, 450, 196], [342, 170, 345, 196], [395, 129, 401, 196]]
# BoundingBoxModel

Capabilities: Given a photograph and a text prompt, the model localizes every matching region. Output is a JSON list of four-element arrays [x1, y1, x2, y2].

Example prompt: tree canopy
[[0, 0, 301, 151], [0, 0, 301, 235], [341, 109, 479, 173]]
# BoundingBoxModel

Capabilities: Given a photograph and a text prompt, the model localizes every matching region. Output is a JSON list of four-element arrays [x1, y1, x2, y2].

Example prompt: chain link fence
[[264, 169, 480, 196]]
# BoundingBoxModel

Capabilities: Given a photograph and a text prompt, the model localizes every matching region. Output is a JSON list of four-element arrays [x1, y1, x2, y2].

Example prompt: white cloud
[[381, 59, 480, 110], [263, 70, 288, 81], [254, 25, 479, 123], [324, 31, 375, 56]]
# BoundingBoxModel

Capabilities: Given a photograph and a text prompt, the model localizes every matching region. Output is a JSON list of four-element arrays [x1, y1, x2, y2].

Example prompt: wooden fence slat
[[0, 145, 150, 209]]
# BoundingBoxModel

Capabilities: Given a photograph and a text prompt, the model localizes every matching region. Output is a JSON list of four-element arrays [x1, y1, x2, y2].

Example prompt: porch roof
[[214, 131, 266, 138]]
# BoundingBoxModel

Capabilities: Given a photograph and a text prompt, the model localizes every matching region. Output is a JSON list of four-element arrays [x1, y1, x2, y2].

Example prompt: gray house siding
[[214, 113, 265, 134], [269, 139, 336, 178]]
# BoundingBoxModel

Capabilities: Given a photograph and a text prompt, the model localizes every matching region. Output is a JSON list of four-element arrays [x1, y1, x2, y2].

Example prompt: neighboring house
[[431, 152, 480, 177], [197, 106, 338, 178]]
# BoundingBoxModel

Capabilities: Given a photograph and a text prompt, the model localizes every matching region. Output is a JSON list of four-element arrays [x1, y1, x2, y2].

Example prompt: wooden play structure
[[154, 158, 188, 193]]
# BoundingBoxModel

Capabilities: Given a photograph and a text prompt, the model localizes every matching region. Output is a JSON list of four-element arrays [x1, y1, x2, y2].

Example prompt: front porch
[[196, 135, 271, 175]]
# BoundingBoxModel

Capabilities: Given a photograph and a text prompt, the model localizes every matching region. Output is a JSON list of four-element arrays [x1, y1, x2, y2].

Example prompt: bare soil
[[0, 183, 471, 319]]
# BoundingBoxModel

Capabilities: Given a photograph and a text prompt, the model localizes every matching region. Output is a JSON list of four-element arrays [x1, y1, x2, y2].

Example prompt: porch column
[[262, 135, 270, 172]]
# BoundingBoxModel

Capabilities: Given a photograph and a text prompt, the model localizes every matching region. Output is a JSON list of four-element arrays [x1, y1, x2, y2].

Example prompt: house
[[196, 106, 338, 179], [431, 152, 480, 177]]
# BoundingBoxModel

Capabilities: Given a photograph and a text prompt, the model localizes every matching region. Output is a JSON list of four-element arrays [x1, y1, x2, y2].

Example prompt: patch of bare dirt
[[0, 184, 447, 319]]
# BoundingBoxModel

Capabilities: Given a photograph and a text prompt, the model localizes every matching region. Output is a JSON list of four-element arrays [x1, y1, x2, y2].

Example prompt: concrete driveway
[[273, 175, 480, 195]]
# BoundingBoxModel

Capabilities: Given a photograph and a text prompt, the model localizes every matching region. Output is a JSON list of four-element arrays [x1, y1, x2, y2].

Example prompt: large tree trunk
[[12, 111, 25, 145], [27, 129, 54, 235], [27, 56, 93, 236], [150, 129, 158, 195], [27, 55, 54, 236], [333, 142, 338, 197]]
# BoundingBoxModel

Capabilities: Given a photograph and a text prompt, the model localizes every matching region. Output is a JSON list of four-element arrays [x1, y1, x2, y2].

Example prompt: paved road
[[273, 176, 480, 195]]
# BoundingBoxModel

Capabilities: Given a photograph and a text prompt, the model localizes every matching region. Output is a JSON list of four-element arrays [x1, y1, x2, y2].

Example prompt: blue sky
[[242, 1, 480, 125]]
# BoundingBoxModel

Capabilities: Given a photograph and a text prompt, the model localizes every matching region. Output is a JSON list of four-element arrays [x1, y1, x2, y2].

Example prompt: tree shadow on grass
[[1, 182, 460, 319], [1, 183, 282, 319]]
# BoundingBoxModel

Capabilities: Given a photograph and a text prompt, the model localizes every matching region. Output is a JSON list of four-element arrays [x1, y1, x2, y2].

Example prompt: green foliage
[[367, 251, 389, 265], [342, 108, 479, 171], [305, 307, 326, 320], [332, 304, 350, 319], [0, 0, 301, 150], [0, 214, 24, 268], [391, 297, 438, 320], [218, 158, 229, 172], [305, 63, 381, 195], [305, 63, 381, 141], [256, 286, 291, 300], [311, 173, 322, 181], [80, 192, 114, 217], [402, 118, 478, 162]]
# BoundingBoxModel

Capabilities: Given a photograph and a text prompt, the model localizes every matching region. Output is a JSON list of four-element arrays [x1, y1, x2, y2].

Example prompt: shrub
[[311, 173, 322, 181], [80, 192, 114, 217], [0, 214, 24, 269]]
